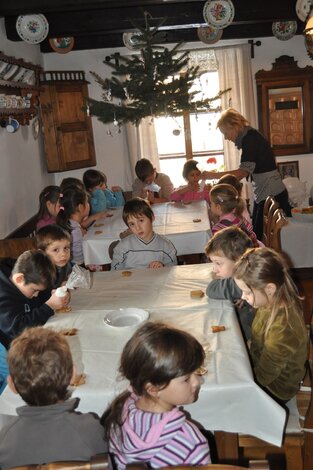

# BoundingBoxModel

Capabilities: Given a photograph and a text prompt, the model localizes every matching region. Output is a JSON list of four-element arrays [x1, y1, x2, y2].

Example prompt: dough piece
[[190, 290, 205, 298], [95, 230, 103, 234], [94, 223, 104, 227], [70, 373, 86, 387], [193, 218, 202, 223], [122, 271, 132, 277], [60, 328, 77, 336], [55, 306, 72, 313], [211, 325, 226, 333]]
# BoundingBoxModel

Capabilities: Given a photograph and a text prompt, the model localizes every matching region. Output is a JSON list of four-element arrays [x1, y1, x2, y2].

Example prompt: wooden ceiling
[[0, 0, 305, 53]]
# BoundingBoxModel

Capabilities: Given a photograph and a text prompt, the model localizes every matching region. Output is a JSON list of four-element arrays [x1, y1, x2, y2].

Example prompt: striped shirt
[[109, 394, 211, 469], [211, 212, 258, 247]]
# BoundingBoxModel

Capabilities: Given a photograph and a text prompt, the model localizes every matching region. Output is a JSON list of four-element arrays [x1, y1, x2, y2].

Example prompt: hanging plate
[[296, 0, 312, 22], [123, 32, 145, 50], [16, 14, 49, 44], [197, 26, 223, 44], [203, 0, 235, 29], [272, 21, 298, 41], [49, 37, 75, 54]]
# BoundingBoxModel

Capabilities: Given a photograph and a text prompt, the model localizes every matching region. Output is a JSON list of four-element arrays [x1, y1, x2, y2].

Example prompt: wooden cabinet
[[40, 71, 96, 172], [0, 51, 41, 125]]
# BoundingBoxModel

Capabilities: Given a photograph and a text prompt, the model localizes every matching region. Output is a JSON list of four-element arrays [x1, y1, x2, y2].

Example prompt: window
[[155, 71, 224, 187]]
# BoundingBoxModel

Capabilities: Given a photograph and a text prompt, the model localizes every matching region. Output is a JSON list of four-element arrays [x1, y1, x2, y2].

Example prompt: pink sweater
[[171, 187, 210, 203]]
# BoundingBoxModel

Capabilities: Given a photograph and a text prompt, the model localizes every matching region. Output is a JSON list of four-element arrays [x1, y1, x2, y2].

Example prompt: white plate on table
[[103, 308, 149, 329]]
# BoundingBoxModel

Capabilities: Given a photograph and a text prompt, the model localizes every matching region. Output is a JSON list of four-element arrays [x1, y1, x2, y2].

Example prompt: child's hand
[[94, 211, 108, 220], [46, 290, 71, 311], [204, 184, 212, 192], [111, 186, 122, 192], [147, 191, 155, 204], [149, 260, 164, 269], [188, 182, 200, 192]]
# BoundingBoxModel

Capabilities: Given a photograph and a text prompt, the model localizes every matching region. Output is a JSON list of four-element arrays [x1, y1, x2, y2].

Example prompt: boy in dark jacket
[[205, 226, 254, 341]]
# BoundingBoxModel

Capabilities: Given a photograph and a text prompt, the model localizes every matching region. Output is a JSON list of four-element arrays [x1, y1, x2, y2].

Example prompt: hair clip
[[59, 193, 63, 198], [216, 195, 224, 203], [59, 206, 65, 211]]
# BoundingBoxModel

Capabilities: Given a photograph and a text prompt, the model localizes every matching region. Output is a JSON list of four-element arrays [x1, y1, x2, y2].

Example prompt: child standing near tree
[[171, 160, 211, 203], [101, 321, 211, 469], [210, 183, 258, 247], [233, 247, 308, 403]]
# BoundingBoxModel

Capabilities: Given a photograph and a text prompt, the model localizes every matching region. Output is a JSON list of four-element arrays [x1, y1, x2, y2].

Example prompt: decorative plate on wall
[[16, 14, 49, 44], [123, 32, 144, 50], [197, 26, 223, 44], [203, 0, 235, 29], [272, 21, 298, 41], [296, 0, 312, 22], [49, 37, 75, 54]]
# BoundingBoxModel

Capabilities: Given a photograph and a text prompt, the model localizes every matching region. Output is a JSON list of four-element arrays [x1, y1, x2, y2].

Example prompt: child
[[217, 174, 251, 222], [59, 177, 85, 192], [132, 158, 173, 204], [0, 250, 70, 345], [111, 198, 177, 270], [83, 168, 125, 213], [210, 183, 258, 247], [233, 247, 308, 403], [101, 321, 211, 469], [36, 224, 72, 288], [57, 187, 90, 266], [205, 226, 254, 341], [36, 185, 62, 230], [0, 327, 107, 467], [171, 160, 211, 203]]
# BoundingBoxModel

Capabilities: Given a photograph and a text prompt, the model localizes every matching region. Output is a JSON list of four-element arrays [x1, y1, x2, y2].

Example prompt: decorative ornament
[[88, 12, 230, 127], [49, 37, 74, 54], [272, 21, 297, 41], [16, 14, 49, 44], [172, 129, 181, 136]]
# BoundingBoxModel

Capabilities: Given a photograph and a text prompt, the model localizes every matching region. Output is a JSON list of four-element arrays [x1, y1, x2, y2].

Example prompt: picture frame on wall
[[277, 161, 299, 180]]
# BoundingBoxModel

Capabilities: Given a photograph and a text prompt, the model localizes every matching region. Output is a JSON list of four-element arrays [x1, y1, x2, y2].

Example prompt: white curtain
[[215, 44, 257, 171]]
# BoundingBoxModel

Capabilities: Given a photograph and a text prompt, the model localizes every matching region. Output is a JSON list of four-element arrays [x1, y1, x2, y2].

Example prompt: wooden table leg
[[215, 431, 239, 462]]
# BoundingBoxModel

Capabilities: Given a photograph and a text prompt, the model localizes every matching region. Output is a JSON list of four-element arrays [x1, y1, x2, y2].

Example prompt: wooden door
[[40, 81, 96, 172]]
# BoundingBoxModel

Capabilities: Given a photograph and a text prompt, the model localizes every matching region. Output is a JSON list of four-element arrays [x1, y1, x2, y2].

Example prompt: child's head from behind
[[59, 177, 85, 193], [217, 174, 243, 196], [205, 226, 253, 279], [182, 160, 201, 183], [83, 169, 107, 192], [57, 187, 90, 227], [8, 327, 73, 406], [122, 198, 154, 242], [210, 183, 244, 217], [135, 158, 155, 184], [38, 186, 61, 219], [12, 250, 56, 298], [233, 247, 301, 314], [120, 322, 205, 406], [36, 224, 71, 268]]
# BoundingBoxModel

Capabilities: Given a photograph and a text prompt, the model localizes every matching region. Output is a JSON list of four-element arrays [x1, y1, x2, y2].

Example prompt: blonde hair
[[233, 247, 304, 336], [217, 108, 249, 133], [210, 183, 244, 217]]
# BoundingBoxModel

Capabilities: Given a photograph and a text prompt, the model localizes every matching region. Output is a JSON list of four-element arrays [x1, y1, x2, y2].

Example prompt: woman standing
[[202, 108, 291, 239]]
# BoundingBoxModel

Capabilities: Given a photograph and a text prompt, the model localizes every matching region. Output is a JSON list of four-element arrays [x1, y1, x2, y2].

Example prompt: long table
[[0, 264, 286, 450], [281, 218, 313, 268], [83, 200, 211, 265]]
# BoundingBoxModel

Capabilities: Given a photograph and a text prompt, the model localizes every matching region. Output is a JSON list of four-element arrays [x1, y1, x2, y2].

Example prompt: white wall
[[0, 20, 54, 237], [2, 26, 313, 237]]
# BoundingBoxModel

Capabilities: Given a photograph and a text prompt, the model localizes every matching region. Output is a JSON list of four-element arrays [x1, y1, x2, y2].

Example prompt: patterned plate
[[16, 14, 49, 44], [49, 37, 75, 54], [272, 21, 298, 41], [197, 26, 223, 44], [203, 0, 235, 29]]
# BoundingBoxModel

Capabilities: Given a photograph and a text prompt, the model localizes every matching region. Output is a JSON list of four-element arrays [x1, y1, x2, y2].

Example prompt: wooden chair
[[267, 207, 288, 253], [238, 311, 313, 470], [10, 453, 112, 470], [0, 237, 36, 260], [262, 196, 279, 246], [126, 461, 269, 470]]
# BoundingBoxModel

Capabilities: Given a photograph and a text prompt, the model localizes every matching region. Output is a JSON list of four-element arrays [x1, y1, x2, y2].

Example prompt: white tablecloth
[[281, 218, 313, 268], [0, 264, 286, 446], [83, 200, 211, 265]]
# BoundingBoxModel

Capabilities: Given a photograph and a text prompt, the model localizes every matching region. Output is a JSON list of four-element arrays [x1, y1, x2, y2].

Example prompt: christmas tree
[[88, 12, 229, 127]]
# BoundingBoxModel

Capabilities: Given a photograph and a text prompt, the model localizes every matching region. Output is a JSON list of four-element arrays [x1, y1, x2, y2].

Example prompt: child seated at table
[[0, 250, 70, 392], [101, 321, 211, 469], [233, 247, 308, 404], [216, 174, 251, 222], [36, 185, 62, 230], [36, 224, 72, 288], [205, 226, 254, 341], [111, 198, 177, 270], [132, 158, 173, 204], [210, 183, 258, 247], [171, 160, 211, 203], [0, 327, 107, 468], [83, 169, 125, 213]]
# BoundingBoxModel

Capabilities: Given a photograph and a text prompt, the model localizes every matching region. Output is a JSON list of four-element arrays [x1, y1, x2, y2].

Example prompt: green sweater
[[250, 306, 308, 401]]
